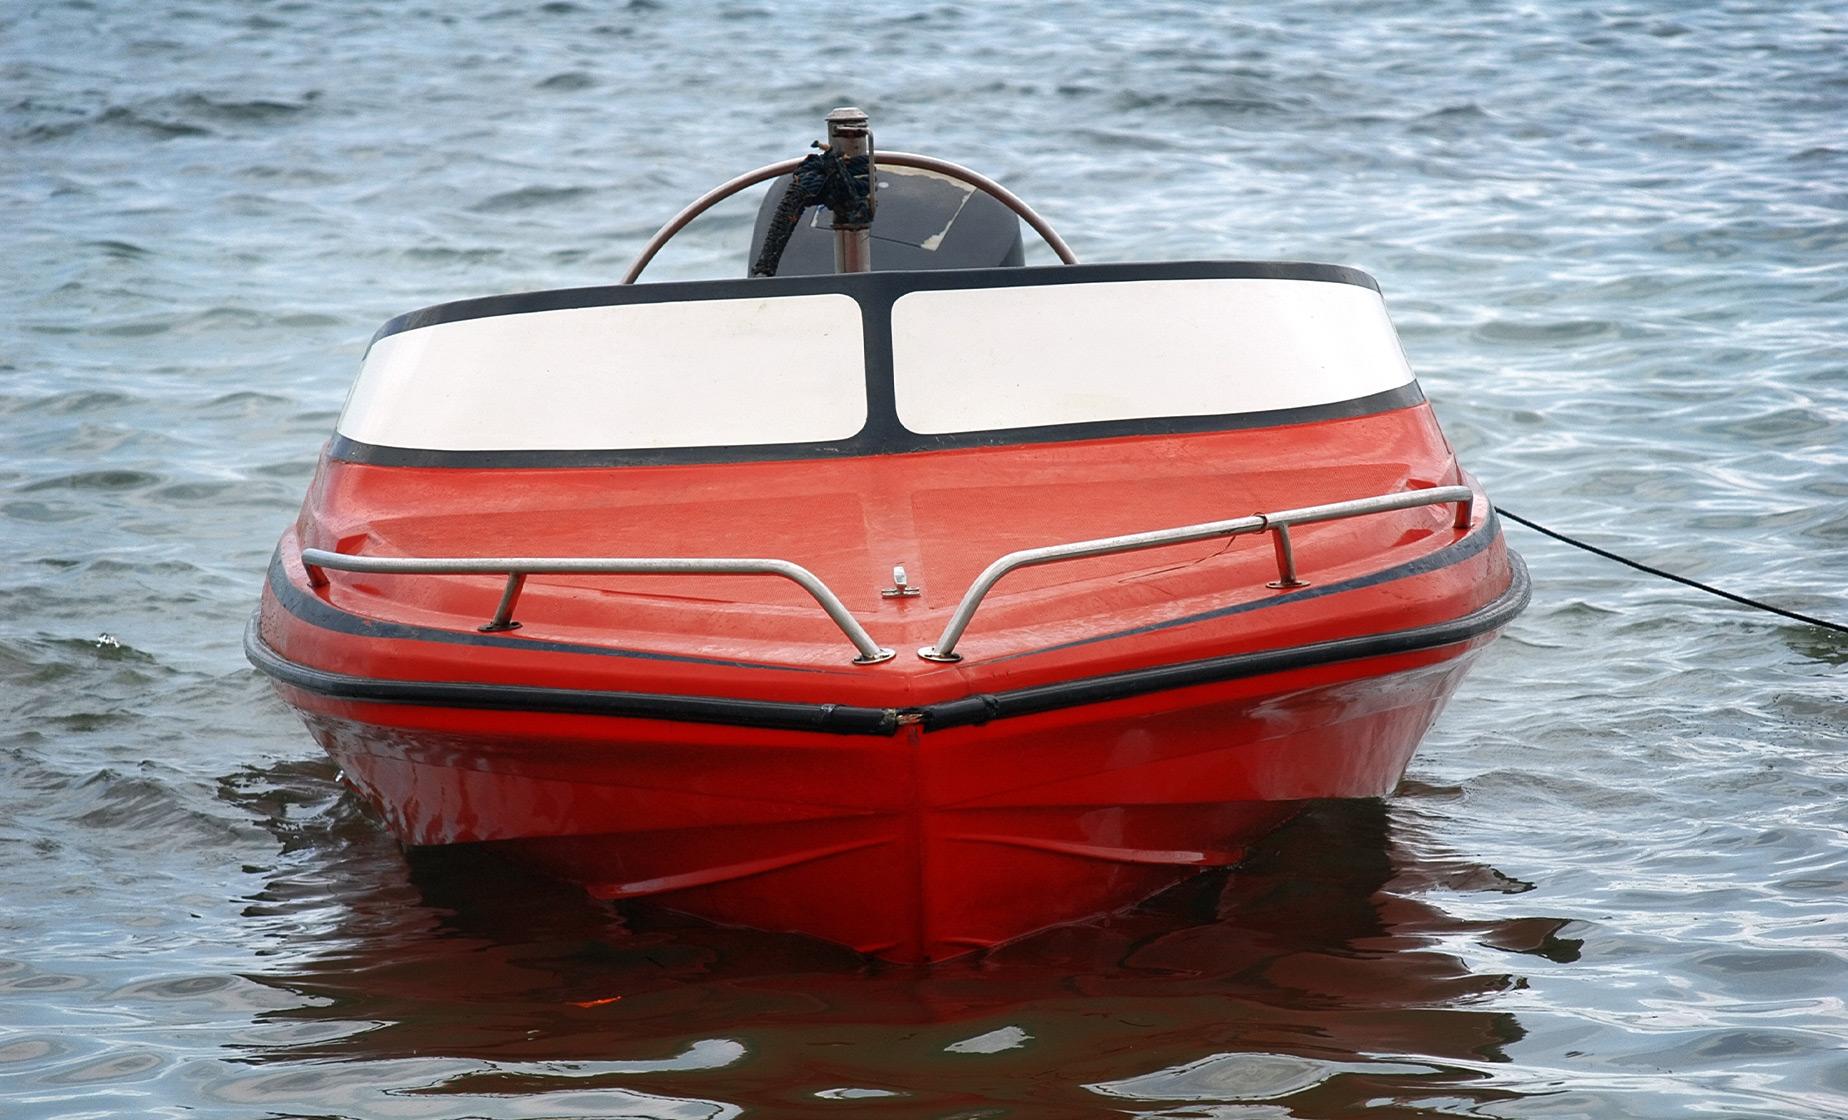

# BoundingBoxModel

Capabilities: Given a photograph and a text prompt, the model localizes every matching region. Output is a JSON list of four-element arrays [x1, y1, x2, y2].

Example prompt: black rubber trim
[[917, 551, 1530, 731], [265, 551, 825, 675], [990, 507, 1502, 663], [246, 617, 900, 736], [247, 553, 1527, 738], [369, 260, 1380, 345], [327, 384, 1426, 468]]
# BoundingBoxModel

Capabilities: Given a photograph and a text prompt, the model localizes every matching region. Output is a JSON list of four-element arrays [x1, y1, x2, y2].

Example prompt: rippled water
[[5, 1, 1846, 1116]]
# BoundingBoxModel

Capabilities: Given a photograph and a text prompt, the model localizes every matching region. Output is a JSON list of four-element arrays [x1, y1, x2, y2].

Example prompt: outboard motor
[[746, 162, 1025, 275], [620, 106, 1071, 285]]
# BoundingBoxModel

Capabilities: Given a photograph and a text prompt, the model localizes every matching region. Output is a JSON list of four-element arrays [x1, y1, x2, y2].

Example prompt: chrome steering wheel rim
[[620, 150, 1078, 284]]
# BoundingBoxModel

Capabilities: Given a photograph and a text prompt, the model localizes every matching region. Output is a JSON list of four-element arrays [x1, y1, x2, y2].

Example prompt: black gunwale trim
[[327, 384, 1426, 469], [245, 618, 900, 736], [368, 260, 1380, 345], [990, 508, 1502, 662], [266, 551, 826, 675], [246, 553, 1528, 738], [917, 550, 1530, 731]]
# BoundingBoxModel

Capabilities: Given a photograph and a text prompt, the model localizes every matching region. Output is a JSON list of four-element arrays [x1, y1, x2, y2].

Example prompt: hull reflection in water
[[221, 767, 1579, 1117]]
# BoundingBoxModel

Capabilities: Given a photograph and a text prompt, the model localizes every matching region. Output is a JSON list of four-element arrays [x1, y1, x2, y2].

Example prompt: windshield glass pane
[[339, 294, 867, 451], [890, 279, 1414, 435]]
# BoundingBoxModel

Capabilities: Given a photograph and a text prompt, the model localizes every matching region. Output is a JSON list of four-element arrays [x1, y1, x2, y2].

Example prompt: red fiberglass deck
[[249, 262, 1528, 961]]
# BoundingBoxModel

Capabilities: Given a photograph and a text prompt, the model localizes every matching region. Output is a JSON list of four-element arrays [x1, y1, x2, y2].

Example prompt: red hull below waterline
[[248, 259, 1529, 961], [273, 643, 1490, 961]]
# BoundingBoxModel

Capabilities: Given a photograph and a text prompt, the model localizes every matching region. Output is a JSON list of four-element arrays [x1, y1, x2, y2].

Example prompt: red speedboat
[[250, 111, 1527, 962]]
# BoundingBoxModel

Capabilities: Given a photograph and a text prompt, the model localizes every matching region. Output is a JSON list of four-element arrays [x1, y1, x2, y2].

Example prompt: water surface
[[4, 1, 1845, 1116]]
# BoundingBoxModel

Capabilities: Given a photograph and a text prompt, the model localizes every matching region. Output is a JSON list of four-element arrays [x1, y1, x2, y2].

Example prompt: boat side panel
[[278, 641, 1484, 961]]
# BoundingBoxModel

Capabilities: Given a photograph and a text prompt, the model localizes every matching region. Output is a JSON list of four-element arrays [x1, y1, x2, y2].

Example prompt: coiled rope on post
[[1496, 507, 1847, 634], [749, 145, 874, 279]]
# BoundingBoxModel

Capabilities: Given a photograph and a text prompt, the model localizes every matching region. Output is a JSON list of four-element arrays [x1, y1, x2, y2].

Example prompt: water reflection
[[219, 759, 1580, 1117]]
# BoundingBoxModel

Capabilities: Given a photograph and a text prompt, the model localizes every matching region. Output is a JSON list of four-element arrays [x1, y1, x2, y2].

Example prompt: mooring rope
[[1496, 507, 1847, 634], [749, 145, 874, 279]]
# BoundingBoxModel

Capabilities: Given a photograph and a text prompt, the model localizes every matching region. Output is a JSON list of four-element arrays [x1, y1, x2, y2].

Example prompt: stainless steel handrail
[[619, 150, 1078, 284], [298, 487, 1473, 667], [917, 486, 1476, 662], [298, 549, 895, 665]]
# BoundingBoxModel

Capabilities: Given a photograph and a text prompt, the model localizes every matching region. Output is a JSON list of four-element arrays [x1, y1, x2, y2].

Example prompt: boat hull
[[269, 630, 1500, 962], [248, 264, 1533, 960]]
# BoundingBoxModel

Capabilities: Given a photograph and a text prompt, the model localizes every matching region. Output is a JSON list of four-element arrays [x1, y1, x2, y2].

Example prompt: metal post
[[825, 107, 874, 273], [1266, 525, 1310, 590], [479, 572, 527, 632]]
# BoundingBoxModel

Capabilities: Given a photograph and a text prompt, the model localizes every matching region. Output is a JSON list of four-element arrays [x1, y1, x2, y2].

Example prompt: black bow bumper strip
[[245, 616, 899, 736]]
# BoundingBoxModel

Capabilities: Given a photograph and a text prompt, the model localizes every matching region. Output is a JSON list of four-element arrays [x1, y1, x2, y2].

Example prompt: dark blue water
[[4, 1, 1845, 1116]]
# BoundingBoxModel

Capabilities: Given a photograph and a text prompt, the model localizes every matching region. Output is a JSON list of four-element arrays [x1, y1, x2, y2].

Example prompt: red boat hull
[[253, 401, 1526, 961], [269, 631, 1495, 961]]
